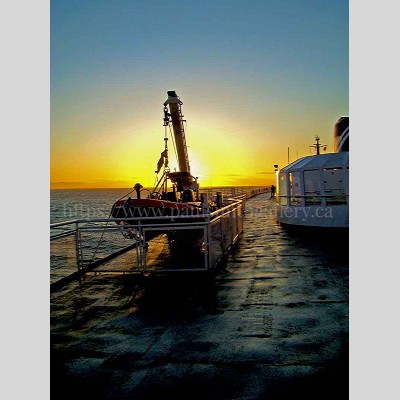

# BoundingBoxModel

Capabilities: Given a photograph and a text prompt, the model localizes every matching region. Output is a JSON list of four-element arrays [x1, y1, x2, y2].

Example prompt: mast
[[163, 91, 191, 173], [310, 135, 327, 155]]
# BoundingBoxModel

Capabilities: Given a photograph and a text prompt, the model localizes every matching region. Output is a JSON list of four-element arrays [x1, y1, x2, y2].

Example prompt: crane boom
[[163, 91, 191, 173], [162, 91, 199, 198]]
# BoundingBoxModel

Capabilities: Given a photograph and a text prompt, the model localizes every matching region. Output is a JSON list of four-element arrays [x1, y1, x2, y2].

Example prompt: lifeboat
[[110, 91, 214, 242]]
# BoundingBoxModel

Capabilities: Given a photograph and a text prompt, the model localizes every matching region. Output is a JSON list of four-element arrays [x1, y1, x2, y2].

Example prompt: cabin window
[[289, 172, 302, 206], [303, 170, 322, 205], [323, 168, 346, 205], [279, 173, 288, 206]]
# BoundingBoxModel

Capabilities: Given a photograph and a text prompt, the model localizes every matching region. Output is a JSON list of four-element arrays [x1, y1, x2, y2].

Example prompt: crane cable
[[183, 119, 192, 164], [90, 187, 137, 263], [91, 119, 177, 263], [153, 124, 170, 191], [168, 124, 179, 168]]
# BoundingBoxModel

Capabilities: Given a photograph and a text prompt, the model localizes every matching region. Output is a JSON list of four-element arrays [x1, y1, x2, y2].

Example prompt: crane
[[161, 91, 199, 201]]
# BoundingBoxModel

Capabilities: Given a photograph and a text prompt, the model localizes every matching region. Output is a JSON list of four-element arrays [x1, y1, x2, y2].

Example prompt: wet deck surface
[[51, 193, 349, 399]]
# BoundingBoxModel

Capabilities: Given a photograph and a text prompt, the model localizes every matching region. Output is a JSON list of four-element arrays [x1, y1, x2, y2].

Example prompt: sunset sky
[[50, 0, 348, 189]]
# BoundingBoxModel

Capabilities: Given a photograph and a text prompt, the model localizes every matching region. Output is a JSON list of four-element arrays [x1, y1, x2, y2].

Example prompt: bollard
[[134, 183, 143, 199], [201, 193, 209, 213], [216, 191, 223, 208]]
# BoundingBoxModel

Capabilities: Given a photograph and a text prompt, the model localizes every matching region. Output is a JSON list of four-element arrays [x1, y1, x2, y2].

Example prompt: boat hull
[[111, 198, 206, 242], [111, 198, 203, 222]]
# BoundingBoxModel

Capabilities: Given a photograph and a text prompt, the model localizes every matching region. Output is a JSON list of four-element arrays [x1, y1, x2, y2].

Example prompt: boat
[[275, 117, 349, 228], [110, 91, 217, 242]]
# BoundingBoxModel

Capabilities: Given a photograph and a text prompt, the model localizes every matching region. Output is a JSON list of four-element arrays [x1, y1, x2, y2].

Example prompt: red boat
[[111, 197, 203, 222]]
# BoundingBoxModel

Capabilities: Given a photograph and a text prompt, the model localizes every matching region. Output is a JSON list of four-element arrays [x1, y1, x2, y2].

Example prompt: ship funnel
[[333, 117, 349, 152]]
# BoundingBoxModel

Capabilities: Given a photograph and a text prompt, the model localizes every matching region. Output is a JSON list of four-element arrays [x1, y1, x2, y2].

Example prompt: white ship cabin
[[276, 151, 349, 228]]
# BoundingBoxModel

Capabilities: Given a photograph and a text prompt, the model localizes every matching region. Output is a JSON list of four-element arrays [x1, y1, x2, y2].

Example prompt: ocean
[[50, 188, 143, 283], [50, 188, 140, 224]]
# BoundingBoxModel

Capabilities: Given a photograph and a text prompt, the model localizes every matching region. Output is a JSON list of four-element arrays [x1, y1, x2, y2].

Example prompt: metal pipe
[[50, 230, 76, 241]]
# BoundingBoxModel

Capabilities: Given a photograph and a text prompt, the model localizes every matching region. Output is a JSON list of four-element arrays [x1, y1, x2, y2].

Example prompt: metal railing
[[49, 203, 239, 286], [50, 187, 268, 291], [275, 193, 349, 207]]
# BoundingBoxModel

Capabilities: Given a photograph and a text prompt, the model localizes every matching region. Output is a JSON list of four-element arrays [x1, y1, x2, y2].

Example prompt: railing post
[[204, 224, 210, 270], [138, 220, 146, 273], [133, 224, 140, 271], [201, 193, 209, 213], [74, 221, 83, 273], [216, 191, 223, 208]]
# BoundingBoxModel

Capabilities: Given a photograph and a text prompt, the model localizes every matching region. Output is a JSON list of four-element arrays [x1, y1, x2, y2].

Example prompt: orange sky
[[51, 2, 348, 190], [50, 102, 338, 190]]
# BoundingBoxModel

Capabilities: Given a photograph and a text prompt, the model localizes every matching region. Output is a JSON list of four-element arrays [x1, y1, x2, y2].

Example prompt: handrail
[[50, 187, 267, 285], [50, 203, 245, 228], [50, 214, 209, 228], [209, 198, 243, 218], [50, 190, 260, 229], [50, 219, 80, 228], [210, 204, 243, 222], [50, 229, 77, 241], [51, 220, 212, 239], [275, 194, 349, 198]]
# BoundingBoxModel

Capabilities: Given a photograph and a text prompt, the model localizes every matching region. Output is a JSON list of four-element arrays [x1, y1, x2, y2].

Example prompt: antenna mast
[[310, 135, 327, 155]]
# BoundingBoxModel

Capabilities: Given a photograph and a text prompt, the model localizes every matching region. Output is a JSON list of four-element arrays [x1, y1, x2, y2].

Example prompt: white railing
[[50, 187, 268, 291], [275, 193, 349, 206]]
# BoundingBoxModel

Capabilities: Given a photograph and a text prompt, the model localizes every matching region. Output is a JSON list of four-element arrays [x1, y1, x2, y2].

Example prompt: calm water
[[50, 189, 137, 282], [50, 188, 139, 224]]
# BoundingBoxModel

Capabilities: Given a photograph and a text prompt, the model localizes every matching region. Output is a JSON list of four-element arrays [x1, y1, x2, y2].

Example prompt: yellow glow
[[51, 104, 331, 190]]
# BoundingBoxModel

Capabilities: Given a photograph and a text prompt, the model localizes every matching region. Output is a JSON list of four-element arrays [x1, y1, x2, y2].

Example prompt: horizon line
[[50, 184, 271, 190]]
